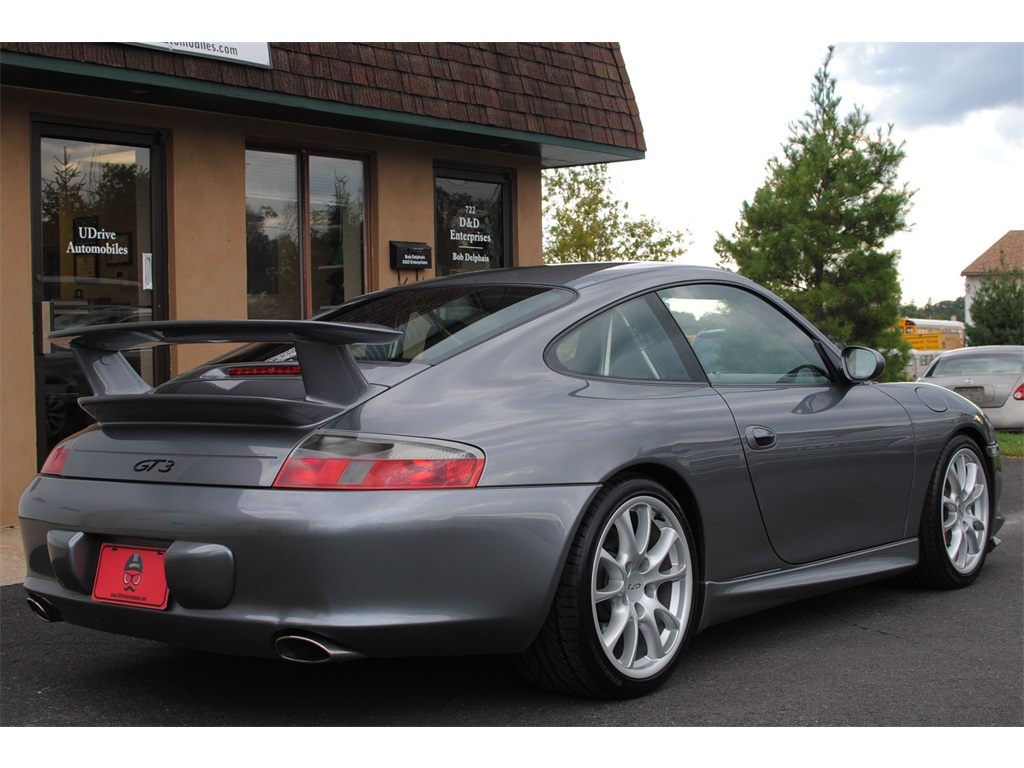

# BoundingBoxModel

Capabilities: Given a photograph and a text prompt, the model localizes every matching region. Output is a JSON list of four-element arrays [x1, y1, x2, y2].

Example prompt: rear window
[[221, 284, 572, 366], [927, 352, 1024, 377]]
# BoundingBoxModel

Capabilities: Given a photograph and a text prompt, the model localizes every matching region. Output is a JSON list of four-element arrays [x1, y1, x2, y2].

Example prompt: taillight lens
[[274, 433, 484, 490], [1014, 384, 1024, 401], [41, 445, 71, 476]]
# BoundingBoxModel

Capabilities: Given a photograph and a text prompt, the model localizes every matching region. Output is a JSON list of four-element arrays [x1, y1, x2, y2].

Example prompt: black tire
[[915, 436, 992, 589], [517, 475, 699, 698]]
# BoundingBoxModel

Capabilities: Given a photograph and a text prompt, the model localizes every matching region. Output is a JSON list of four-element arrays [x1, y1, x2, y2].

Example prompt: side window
[[551, 296, 695, 381], [657, 284, 831, 385]]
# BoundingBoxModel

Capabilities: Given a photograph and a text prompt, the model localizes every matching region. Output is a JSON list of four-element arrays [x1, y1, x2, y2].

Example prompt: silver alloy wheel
[[941, 447, 990, 574], [590, 494, 693, 679]]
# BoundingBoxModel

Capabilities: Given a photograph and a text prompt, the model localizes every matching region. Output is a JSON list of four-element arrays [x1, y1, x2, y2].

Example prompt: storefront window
[[434, 169, 510, 276], [310, 156, 364, 311], [245, 150, 300, 319], [245, 149, 364, 319]]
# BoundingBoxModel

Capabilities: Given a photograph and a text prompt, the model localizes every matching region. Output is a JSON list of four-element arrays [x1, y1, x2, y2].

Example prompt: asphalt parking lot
[[1, 460, 1021, 727]]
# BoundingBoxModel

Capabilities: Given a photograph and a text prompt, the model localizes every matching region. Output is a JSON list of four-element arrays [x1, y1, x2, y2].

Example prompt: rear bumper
[[19, 476, 596, 659], [983, 398, 1024, 431]]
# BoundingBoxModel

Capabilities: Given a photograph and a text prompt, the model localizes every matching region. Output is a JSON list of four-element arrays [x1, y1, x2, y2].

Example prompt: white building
[[961, 230, 1023, 327]]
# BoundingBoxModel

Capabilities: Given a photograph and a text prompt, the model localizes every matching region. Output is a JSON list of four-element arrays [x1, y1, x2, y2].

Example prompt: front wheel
[[915, 436, 992, 589], [518, 475, 698, 698]]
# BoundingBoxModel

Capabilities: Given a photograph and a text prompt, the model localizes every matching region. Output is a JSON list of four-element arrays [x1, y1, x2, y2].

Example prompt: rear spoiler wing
[[49, 320, 401, 426]]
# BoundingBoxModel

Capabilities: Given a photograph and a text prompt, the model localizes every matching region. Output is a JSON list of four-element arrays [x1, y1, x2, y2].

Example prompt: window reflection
[[245, 150, 299, 319], [309, 156, 364, 311], [246, 150, 365, 319]]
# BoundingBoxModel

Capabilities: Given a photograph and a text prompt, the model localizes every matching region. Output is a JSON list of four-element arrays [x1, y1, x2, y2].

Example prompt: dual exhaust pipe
[[26, 595, 359, 665]]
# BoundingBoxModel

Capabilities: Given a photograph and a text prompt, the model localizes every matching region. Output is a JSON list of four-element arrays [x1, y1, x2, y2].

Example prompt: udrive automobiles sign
[[132, 42, 272, 69]]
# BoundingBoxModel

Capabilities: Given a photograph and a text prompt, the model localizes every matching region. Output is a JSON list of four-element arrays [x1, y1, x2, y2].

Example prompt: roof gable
[[962, 230, 1024, 276]]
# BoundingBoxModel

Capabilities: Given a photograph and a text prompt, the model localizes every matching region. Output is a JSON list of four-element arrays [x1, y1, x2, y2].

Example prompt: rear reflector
[[274, 433, 484, 490]]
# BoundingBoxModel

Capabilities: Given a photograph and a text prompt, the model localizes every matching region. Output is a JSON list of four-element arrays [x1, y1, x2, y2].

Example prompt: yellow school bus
[[897, 318, 965, 351]]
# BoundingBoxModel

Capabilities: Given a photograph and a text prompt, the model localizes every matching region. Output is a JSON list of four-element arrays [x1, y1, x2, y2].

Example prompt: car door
[[658, 283, 915, 565]]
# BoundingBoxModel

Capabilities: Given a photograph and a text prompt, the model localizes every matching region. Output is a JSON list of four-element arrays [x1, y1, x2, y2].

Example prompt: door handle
[[142, 253, 153, 291], [38, 301, 54, 354], [744, 425, 777, 449]]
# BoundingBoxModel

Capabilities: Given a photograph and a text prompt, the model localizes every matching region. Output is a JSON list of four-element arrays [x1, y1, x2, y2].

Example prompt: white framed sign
[[132, 42, 272, 68]]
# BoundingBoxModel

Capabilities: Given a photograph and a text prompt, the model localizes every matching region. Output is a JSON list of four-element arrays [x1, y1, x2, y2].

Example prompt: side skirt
[[698, 539, 919, 632]]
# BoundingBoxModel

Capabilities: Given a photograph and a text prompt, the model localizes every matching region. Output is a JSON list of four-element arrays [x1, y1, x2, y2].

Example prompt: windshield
[[220, 284, 573, 366]]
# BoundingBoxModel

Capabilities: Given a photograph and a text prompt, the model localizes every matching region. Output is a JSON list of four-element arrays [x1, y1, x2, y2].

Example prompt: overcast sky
[[610, 39, 1023, 306]]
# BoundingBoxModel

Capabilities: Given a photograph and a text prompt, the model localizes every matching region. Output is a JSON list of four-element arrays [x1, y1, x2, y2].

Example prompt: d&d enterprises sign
[[434, 176, 505, 276]]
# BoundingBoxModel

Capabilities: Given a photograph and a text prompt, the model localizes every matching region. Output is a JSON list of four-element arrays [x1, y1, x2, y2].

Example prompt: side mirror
[[841, 346, 886, 383]]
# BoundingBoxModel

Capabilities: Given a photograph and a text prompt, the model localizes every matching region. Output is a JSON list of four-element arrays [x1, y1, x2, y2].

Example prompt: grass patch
[[997, 431, 1023, 458]]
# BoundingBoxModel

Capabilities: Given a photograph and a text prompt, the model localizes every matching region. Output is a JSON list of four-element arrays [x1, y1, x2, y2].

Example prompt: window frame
[[433, 164, 513, 277], [545, 282, 844, 387], [245, 145, 369, 319], [546, 292, 705, 384], [656, 282, 838, 386]]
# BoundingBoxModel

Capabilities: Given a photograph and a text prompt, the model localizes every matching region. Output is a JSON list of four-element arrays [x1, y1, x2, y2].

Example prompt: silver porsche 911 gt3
[[20, 262, 1004, 698]]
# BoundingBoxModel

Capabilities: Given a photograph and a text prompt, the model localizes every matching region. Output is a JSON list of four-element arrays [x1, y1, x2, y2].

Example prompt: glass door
[[34, 128, 165, 462], [434, 166, 511, 277]]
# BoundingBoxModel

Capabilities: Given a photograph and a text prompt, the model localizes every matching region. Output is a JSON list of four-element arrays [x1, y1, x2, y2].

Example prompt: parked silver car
[[20, 263, 1004, 698], [918, 345, 1024, 430]]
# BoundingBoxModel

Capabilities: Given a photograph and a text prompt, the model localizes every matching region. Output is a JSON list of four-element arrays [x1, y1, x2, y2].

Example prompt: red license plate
[[92, 543, 169, 610]]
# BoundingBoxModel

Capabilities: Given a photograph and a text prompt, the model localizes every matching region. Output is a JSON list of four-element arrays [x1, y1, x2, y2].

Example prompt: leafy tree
[[543, 164, 689, 263], [714, 47, 915, 380], [93, 162, 150, 215], [966, 254, 1024, 346], [901, 297, 965, 321]]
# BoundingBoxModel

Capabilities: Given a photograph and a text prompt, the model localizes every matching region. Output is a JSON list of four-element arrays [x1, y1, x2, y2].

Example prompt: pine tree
[[966, 254, 1024, 346], [714, 47, 915, 379]]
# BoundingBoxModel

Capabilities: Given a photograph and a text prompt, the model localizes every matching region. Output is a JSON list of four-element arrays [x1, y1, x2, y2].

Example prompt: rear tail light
[[1014, 384, 1023, 401], [41, 445, 71, 477], [274, 433, 484, 490]]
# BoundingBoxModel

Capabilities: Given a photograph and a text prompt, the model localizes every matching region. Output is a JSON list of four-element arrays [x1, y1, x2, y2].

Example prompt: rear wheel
[[915, 436, 991, 589], [518, 475, 698, 698]]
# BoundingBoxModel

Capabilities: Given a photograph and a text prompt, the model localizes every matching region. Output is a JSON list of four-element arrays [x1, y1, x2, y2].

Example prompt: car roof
[[406, 262, 742, 290]]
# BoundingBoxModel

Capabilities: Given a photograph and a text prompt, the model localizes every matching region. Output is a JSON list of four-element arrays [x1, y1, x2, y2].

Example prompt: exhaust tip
[[26, 595, 63, 623], [274, 633, 364, 664]]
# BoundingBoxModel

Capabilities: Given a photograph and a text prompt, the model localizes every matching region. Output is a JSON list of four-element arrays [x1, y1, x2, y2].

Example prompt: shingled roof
[[962, 230, 1024, 276], [0, 42, 645, 167]]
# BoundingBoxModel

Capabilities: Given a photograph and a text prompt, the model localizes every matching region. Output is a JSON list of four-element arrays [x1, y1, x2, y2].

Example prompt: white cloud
[[832, 43, 1023, 132]]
